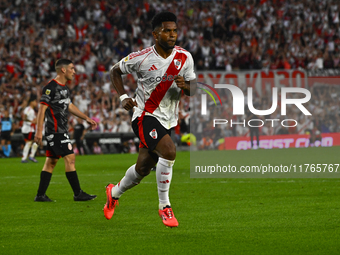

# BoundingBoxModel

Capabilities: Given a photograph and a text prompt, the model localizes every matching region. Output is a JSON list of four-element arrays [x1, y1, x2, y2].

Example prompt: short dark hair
[[55, 59, 73, 70], [151, 12, 177, 31], [28, 95, 37, 104]]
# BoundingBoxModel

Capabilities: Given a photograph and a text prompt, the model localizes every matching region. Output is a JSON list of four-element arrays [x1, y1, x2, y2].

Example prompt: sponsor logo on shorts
[[68, 143, 72, 150], [46, 134, 54, 141], [161, 172, 170, 175], [61, 139, 71, 144], [149, 128, 158, 139]]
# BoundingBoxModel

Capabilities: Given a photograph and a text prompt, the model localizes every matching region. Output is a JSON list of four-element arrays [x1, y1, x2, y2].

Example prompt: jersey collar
[[152, 45, 175, 59], [53, 79, 66, 86]]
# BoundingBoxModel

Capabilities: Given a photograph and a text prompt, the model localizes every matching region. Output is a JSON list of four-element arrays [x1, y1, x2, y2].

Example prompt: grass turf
[[0, 147, 340, 254]]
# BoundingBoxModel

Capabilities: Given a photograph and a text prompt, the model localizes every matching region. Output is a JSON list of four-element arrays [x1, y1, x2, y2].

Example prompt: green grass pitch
[[0, 147, 340, 255]]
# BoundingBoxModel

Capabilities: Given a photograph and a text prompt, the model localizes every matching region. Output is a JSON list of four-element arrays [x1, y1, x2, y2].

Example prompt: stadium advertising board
[[223, 133, 340, 150]]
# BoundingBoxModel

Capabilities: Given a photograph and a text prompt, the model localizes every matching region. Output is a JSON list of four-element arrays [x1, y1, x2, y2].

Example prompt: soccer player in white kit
[[21, 96, 39, 163], [104, 12, 196, 227]]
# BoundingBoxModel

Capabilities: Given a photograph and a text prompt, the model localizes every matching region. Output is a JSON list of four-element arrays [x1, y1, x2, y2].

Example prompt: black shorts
[[1, 131, 11, 142], [132, 114, 171, 152], [45, 133, 74, 159], [23, 132, 35, 141]]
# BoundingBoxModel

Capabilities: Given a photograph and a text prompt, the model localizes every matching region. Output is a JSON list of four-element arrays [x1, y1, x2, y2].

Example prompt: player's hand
[[34, 133, 43, 146], [86, 117, 98, 130], [174, 75, 188, 90], [122, 98, 138, 111]]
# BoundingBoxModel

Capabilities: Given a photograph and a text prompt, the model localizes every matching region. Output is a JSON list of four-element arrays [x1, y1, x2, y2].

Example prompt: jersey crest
[[149, 128, 158, 139], [174, 59, 182, 70]]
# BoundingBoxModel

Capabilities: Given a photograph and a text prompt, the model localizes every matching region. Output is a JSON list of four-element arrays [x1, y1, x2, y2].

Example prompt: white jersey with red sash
[[119, 45, 196, 129], [22, 106, 36, 134]]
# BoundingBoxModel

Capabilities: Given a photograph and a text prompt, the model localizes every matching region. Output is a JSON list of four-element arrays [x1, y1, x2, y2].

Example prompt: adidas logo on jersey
[[148, 65, 158, 71]]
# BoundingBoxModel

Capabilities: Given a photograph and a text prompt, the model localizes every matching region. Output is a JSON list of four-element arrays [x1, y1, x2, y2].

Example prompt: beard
[[159, 39, 176, 51]]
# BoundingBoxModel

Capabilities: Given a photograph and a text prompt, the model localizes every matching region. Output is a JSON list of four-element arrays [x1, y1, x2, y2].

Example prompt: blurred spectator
[[92, 141, 102, 154], [73, 117, 86, 155], [0, 109, 13, 157], [0, 0, 339, 156]]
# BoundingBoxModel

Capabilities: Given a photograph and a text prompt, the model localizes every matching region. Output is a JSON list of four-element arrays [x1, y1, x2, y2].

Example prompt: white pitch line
[[1, 174, 340, 185]]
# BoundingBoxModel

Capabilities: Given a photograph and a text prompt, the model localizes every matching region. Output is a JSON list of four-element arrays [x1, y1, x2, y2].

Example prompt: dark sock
[[37, 171, 52, 196], [66, 171, 81, 196]]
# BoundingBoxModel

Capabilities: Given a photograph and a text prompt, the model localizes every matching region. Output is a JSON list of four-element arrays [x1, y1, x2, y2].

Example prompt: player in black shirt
[[34, 59, 97, 202]]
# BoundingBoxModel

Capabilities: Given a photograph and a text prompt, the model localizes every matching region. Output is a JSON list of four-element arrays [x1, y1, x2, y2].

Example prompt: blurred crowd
[[0, 0, 340, 155]]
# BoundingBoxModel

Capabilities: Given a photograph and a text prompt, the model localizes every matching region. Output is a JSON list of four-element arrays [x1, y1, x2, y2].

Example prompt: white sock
[[22, 141, 32, 160], [29, 143, 38, 158], [156, 157, 174, 210], [111, 164, 143, 198]]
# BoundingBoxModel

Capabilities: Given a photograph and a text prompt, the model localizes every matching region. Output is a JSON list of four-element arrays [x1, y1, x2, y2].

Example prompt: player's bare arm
[[110, 63, 137, 111], [34, 104, 48, 145], [174, 76, 197, 96], [68, 103, 97, 130]]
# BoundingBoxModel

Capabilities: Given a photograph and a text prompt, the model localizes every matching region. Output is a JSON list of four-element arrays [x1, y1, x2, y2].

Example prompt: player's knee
[[44, 159, 58, 172], [136, 165, 151, 176], [50, 160, 58, 168], [67, 159, 76, 169], [164, 150, 176, 161], [65, 154, 76, 165], [161, 143, 176, 160]]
